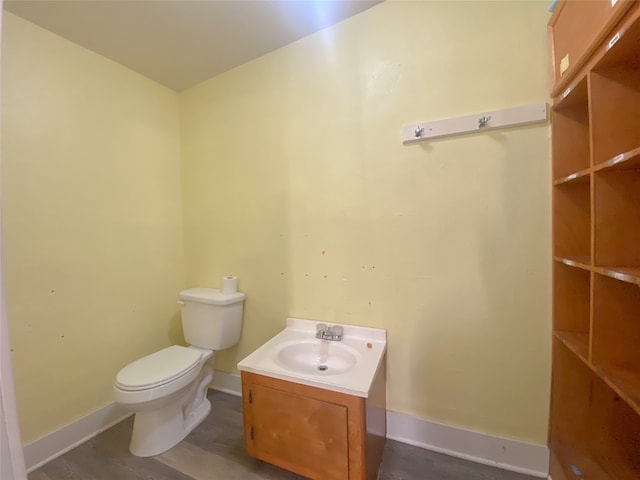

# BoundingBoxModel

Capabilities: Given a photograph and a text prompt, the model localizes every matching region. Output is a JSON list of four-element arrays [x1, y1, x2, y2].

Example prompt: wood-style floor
[[29, 390, 537, 480]]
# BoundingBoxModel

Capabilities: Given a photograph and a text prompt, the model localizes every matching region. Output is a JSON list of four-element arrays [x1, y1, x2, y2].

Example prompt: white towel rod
[[402, 102, 548, 144]]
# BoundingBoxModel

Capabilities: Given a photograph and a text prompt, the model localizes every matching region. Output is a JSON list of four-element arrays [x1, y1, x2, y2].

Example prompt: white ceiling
[[3, 0, 382, 91]]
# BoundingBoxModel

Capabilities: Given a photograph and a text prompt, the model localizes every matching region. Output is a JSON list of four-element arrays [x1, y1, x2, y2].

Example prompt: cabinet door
[[548, 0, 632, 91], [247, 383, 349, 479]]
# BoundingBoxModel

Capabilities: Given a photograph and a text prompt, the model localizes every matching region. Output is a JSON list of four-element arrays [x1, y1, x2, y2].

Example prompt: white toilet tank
[[178, 288, 245, 350]]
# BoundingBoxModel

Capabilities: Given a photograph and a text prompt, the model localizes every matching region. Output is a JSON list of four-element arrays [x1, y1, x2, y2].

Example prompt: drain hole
[[317, 365, 328, 371]]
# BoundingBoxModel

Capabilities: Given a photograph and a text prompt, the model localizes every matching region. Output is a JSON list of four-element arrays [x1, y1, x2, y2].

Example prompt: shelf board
[[554, 331, 589, 363], [553, 146, 640, 182], [550, 444, 613, 480], [555, 331, 640, 415], [553, 77, 589, 110], [553, 168, 591, 185], [593, 266, 640, 286], [553, 259, 640, 286], [594, 5, 640, 71], [594, 146, 640, 173], [554, 256, 591, 271], [549, 448, 569, 480], [595, 365, 640, 416]]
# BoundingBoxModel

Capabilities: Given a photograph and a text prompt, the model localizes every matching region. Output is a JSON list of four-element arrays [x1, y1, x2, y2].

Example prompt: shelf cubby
[[550, 339, 640, 480], [587, 372, 640, 480], [552, 77, 590, 180], [592, 273, 640, 415], [553, 262, 590, 361], [590, 66, 640, 166], [590, 13, 640, 166], [553, 182, 591, 260], [593, 169, 640, 267], [549, 339, 606, 480]]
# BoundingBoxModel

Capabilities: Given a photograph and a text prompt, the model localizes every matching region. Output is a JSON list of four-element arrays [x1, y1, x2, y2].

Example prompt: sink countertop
[[237, 318, 386, 398]]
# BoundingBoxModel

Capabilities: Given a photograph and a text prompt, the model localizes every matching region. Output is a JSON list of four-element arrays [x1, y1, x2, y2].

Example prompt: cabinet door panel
[[251, 383, 349, 479], [549, 0, 632, 91]]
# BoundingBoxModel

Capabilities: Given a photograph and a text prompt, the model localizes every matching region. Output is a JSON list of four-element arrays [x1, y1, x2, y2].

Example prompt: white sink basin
[[276, 340, 360, 375], [237, 318, 386, 397]]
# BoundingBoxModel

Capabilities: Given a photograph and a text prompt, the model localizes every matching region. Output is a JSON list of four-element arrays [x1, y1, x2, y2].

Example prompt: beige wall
[[1, 12, 186, 444], [2, 0, 551, 448], [181, 0, 551, 444]]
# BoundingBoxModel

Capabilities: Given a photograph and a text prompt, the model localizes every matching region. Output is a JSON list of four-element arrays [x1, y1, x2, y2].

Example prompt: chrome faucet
[[315, 323, 344, 341]]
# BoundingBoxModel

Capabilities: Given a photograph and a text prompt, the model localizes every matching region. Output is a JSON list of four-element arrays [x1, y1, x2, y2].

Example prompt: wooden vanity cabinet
[[241, 365, 386, 480]]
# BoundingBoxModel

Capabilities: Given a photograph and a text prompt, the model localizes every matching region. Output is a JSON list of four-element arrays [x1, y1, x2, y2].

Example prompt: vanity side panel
[[241, 372, 256, 457], [347, 397, 367, 480], [365, 355, 387, 480]]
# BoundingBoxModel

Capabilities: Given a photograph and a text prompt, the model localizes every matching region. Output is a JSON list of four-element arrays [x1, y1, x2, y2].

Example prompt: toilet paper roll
[[222, 276, 238, 294]]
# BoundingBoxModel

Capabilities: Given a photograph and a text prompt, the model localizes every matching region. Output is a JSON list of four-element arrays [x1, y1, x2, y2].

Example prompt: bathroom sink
[[275, 340, 360, 375], [238, 318, 386, 396]]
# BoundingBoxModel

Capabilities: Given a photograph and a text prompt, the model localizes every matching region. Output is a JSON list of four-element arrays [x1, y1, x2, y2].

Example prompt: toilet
[[113, 287, 245, 457]]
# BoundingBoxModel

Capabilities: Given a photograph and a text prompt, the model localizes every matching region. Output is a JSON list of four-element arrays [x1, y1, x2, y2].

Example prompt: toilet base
[[129, 365, 214, 457]]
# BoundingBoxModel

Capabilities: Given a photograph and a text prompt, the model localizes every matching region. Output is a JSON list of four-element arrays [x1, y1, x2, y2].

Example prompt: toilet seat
[[116, 346, 203, 392]]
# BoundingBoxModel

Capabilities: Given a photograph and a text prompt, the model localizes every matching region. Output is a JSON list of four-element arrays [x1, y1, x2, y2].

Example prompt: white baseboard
[[23, 402, 132, 473], [210, 370, 242, 396], [386, 409, 549, 478], [214, 371, 549, 478], [22, 371, 241, 472], [24, 370, 550, 479]]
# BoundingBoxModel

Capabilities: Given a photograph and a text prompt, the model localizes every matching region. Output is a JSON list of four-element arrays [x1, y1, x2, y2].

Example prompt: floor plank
[[157, 441, 263, 480], [29, 390, 538, 480], [25, 471, 53, 480], [378, 440, 536, 480]]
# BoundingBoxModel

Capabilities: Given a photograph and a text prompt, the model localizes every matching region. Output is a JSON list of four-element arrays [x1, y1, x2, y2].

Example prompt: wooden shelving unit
[[549, 2, 640, 479]]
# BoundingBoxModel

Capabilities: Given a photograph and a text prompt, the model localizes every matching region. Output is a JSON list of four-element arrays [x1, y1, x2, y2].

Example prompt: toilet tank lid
[[179, 288, 245, 306]]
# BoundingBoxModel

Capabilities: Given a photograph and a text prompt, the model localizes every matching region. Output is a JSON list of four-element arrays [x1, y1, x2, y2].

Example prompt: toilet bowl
[[114, 287, 245, 457]]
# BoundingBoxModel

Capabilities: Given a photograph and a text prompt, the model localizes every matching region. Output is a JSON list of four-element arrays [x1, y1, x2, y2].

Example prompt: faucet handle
[[331, 325, 343, 340], [316, 323, 327, 338]]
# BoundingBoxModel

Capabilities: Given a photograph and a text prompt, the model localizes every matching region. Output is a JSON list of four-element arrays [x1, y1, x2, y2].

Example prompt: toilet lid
[[115, 346, 203, 391]]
